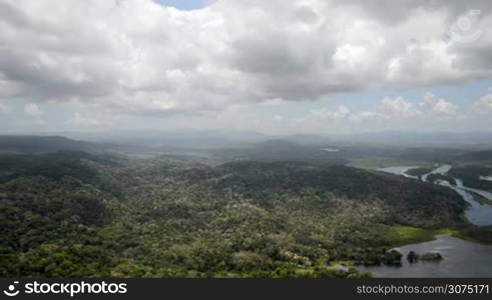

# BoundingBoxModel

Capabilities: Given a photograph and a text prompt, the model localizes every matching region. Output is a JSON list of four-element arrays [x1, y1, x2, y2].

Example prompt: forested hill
[[458, 150, 492, 162], [0, 151, 477, 278], [0, 135, 111, 153], [211, 161, 465, 227]]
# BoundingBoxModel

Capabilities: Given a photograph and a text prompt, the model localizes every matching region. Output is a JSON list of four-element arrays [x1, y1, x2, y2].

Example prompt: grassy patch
[[384, 225, 492, 247], [450, 227, 492, 245], [436, 228, 464, 239], [329, 260, 356, 267]]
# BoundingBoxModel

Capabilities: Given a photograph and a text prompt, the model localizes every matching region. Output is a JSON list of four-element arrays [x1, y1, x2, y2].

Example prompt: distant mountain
[[210, 139, 348, 163], [459, 150, 492, 161], [0, 135, 111, 153], [254, 139, 301, 149], [55, 130, 272, 150], [328, 131, 492, 148]]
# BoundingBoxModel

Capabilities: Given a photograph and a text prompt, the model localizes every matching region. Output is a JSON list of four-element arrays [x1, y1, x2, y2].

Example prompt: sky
[[154, 0, 212, 11], [0, 0, 492, 135]]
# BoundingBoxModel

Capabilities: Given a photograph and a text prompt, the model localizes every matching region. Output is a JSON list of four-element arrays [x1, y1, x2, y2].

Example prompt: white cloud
[[66, 108, 125, 129], [422, 92, 438, 107], [23, 103, 45, 125], [273, 115, 284, 122], [379, 97, 420, 119], [23, 103, 43, 118], [301, 91, 467, 132], [420, 92, 459, 118], [432, 99, 459, 117], [0, 99, 10, 113], [68, 112, 103, 128], [0, 104, 8, 113], [473, 93, 492, 114], [0, 0, 491, 123], [311, 105, 351, 122], [310, 97, 420, 125]]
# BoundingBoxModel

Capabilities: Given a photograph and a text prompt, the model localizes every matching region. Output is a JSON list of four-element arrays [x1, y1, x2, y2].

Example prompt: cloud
[[273, 114, 284, 122], [348, 96, 422, 123], [473, 93, 492, 113], [311, 105, 351, 122], [304, 91, 464, 132], [421, 92, 459, 118], [66, 109, 124, 129], [67, 112, 103, 128], [23, 103, 43, 118], [0, 100, 10, 113], [23, 103, 45, 124], [0, 0, 491, 120], [432, 99, 459, 117], [378, 97, 421, 119]]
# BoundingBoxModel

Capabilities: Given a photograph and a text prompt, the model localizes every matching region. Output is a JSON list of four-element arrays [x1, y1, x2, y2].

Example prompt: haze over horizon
[[1, 0, 492, 135]]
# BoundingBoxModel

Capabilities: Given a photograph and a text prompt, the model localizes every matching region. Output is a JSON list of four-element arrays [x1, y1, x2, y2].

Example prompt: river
[[368, 164, 492, 277], [358, 235, 492, 277], [379, 164, 492, 227], [421, 164, 452, 182], [436, 180, 492, 227], [455, 179, 492, 202]]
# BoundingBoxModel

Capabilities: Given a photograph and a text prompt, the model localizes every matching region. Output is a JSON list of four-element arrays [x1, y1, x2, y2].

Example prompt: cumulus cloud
[[68, 112, 103, 128], [378, 97, 420, 119], [23, 103, 45, 124], [345, 96, 421, 123], [432, 99, 459, 117], [0, 101, 10, 113], [0, 0, 491, 122], [273, 115, 284, 122], [23, 103, 43, 118], [421, 92, 459, 118], [66, 108, 125, 129], [473, 93, 492, 113], [311, 105, 351, 122], [304, 91, 464, 132]]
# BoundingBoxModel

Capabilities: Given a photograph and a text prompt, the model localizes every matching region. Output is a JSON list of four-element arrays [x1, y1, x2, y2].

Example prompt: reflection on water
[[452, 187, 492, 227], [358, 235, 492, 278], [480, 176, 492, 182], [435, 180, 492, 227], [455, 179, 492, 202], [451, 183, 492, 227]]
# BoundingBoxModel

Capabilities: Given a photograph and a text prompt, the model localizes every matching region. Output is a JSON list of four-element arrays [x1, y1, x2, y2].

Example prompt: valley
[[1, 135, 492, 278]]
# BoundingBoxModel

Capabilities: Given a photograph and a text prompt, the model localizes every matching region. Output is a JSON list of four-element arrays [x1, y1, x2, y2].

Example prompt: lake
[[358, 235, 492, 277]]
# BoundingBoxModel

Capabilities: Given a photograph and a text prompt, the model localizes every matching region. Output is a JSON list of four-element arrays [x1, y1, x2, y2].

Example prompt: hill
[[0, 135, 111, 153], [0, 151, 479, 277], [459, 150, 492, 162]]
